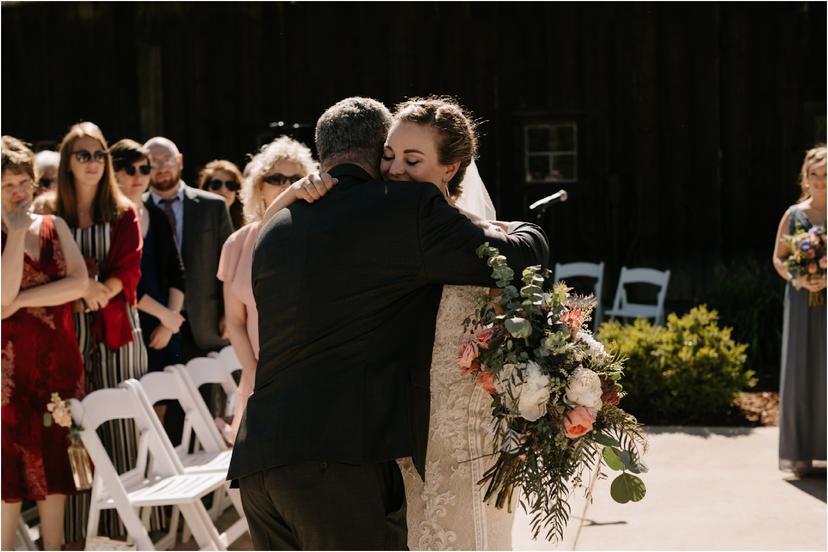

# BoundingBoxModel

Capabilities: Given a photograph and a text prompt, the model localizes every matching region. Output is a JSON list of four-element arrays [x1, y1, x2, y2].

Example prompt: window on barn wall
[[524, 123, 577, 183]]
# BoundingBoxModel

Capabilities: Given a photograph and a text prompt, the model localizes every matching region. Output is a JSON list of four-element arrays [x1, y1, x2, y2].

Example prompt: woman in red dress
[[1, 136, 89, 550]]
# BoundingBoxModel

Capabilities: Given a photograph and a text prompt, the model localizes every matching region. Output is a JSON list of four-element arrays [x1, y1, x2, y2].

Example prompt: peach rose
[[462, 359, 481, 377], [457, 341, 479, 369], [808, 262, 818, 274], [820, 256, 827, 269], [563, 406, 595, 439], [476, 371, 497, 394], [476, 328, 496, 349]]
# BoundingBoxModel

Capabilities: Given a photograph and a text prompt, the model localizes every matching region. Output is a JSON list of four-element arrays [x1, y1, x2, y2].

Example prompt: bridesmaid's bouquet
[[458, 243, 647, 542], [783, 222, 827, 282]]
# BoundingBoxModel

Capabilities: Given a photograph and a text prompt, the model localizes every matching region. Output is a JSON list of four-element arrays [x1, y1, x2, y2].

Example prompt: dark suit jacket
[[145, 183, 233, 351], [228, 164, 549, 482], [138, 197, 186, 301]]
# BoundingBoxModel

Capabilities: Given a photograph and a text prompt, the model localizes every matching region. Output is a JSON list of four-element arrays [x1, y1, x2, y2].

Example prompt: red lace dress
[[1, 215, 85, 501]]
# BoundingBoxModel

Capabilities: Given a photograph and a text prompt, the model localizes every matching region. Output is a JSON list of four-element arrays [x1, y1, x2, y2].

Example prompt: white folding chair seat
[[554, 261, 605, 330], [605, 266, 671, 326], [69, 388, 231, 550], [122, 374, 246, 546]]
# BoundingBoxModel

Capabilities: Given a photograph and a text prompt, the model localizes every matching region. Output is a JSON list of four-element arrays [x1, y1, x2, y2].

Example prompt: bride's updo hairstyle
[[394, 96, 478, 199]]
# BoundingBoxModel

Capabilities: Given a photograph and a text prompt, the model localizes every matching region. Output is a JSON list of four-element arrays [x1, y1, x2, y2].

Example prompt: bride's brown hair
[[394, 96, 479, 198]]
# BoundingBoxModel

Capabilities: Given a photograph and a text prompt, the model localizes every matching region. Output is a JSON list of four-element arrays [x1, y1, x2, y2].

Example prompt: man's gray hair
[[315, 97, 392, 167]]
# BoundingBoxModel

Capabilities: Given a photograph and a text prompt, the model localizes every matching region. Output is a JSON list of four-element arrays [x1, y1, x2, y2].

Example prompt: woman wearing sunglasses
[[216, 136, 316, 444], [110, 140, 185, 379], [197, 160, 245, 230], [47, 123, 160, 543]]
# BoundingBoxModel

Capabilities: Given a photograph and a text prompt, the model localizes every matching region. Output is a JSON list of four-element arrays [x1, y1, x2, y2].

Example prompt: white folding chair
[[178, 357, 239, 421], [69, 388, 230, 550], [605, 266, 671, 326], [554, 261, 606, 331], [122, 376, 247, 547], [208, 346, 243, 416], [14, 516, 38, 551]]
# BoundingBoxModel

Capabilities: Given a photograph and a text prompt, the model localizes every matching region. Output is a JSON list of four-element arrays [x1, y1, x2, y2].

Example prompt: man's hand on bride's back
[[294, 172, 338, 203]]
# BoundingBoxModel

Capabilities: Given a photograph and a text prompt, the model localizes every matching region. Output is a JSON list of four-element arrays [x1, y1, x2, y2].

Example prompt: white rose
[[516, 361, 551, 422], [565, 366, 603, 416], [577, 331, 610, 362]]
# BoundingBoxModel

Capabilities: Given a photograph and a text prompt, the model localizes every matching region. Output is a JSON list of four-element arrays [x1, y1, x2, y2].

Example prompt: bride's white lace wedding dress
[[398, 285, 515, 550]]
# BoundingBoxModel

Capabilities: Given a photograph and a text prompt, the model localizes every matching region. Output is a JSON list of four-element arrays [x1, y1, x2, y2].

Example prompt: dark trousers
[[239, 461, 408, 550]]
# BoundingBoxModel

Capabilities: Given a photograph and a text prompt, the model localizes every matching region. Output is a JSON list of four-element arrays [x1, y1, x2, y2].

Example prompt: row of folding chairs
[[63, 346, 247, 550], [553, 262, 671, 330]]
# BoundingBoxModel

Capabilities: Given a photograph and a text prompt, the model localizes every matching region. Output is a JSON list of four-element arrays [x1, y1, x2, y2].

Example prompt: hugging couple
[[228, 96, 549, 550]]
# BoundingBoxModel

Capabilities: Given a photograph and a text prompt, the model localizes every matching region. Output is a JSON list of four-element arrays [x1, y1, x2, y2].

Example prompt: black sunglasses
[[120, 163, 152, 176], [207, 179, 240, 192], [72, 149, 107, 164], [263, 173, 302, 186], [38, 177, 55, 189]]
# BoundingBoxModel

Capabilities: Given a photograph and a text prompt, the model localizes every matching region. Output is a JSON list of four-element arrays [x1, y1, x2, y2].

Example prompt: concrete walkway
[[514, 426, 826, 551]]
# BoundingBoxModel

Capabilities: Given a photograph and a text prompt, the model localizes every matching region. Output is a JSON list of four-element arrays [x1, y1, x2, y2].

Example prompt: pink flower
[[561, 307, 585, 331], [808, 262, 818, 274], [457, 341, 479, 370], [462, 360, 481, 377], [476, 328, 496, 349], [476, 371, 496, 394], [563, 406, 595, 439], [820, 256, 827, 270]]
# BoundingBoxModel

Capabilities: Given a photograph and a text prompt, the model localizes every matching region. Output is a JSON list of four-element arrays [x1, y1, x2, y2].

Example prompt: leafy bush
[[596, 305, 754, 425], [700, 258, 784, 391]]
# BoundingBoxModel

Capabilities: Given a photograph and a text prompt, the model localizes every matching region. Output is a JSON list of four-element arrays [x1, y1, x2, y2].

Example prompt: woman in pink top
[[217, 136, 317, 443]]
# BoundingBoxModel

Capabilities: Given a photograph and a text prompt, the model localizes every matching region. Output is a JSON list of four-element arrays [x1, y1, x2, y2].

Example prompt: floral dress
[[1, 215, 85, 501]]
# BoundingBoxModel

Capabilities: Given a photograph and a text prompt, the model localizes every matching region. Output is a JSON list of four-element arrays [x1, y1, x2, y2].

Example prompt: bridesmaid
[[772, 143, 827, 476], [47, 122, 157, 542], [1, 136, 88, 551]]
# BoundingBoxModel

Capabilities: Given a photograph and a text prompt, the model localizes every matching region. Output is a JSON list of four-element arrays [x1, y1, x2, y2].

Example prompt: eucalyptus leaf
[[628, 458, 649, 474], [43, 413, 53, 427], [602, 447, 625, 471], [593, 433, 621, 448], [610, 473, 646, 503], [619, 450, 633, 469], [505, 317, 532, 338]]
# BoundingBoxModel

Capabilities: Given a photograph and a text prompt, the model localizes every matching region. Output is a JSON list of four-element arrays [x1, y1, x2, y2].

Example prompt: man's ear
[[178, 153, 184, 171]]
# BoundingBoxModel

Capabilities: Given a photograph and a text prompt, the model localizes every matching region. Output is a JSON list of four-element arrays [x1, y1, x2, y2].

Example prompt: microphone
[[529, 189, 568, 211]]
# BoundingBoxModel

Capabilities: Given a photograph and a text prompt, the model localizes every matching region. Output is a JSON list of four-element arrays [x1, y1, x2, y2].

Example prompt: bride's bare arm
[[261, 172, 338, 226]]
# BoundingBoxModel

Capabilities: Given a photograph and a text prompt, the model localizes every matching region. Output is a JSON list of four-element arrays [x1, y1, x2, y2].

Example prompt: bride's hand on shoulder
[[293, 172, 338, 204]]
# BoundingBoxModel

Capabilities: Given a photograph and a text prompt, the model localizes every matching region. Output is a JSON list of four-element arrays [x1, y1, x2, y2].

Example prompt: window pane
[[526, 127, 551, 153], [551, 154, 576, 181], [527, 154, 551, 181], [553, 125, 575, 152]]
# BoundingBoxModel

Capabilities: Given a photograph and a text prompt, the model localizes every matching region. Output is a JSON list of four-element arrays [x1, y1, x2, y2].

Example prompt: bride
[[264, 96, 515, 550]]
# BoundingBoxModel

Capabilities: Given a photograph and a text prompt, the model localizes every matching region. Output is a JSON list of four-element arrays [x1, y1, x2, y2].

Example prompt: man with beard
[[144, 136, 232, 440]]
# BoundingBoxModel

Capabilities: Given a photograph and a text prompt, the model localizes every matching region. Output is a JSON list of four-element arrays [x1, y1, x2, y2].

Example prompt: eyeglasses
[[262, 173, 302, 186], [207, 179, 240, 192], [38, 177, 55, 189], [72, 149, 107, 164], [120, 163, 152, 176], [149, 157, 178, 171]]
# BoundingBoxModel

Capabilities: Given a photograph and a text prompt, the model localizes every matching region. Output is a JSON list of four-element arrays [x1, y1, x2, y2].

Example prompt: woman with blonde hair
[[216, 136, 316, 443], [198, 159, 245, 230], [772, 144, 826, 477], [48, 122, 156, 542]]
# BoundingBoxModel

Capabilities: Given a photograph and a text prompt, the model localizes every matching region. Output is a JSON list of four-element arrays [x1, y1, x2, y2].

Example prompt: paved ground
[[169, 426, 825, 551]]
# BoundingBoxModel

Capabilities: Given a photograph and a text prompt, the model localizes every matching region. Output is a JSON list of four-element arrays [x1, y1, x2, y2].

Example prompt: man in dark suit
[[145, 136, 233, 441], [229, 97, 549, 550]]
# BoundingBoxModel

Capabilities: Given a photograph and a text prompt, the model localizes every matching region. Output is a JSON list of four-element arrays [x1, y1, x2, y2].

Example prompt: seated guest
[[217, 136, 316, 443], [111, 139, 186, 382], [198, 160, 245, 230], [1, 136, 88, 551]]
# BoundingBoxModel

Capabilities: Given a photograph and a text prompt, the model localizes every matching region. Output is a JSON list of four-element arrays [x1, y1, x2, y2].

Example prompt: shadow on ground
[[643, 426, 757, 438], [784, 476, 827, 503]]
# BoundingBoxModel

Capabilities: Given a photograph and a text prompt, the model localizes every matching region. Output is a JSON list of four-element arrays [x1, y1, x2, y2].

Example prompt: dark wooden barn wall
[[2, 2, 825, 305]]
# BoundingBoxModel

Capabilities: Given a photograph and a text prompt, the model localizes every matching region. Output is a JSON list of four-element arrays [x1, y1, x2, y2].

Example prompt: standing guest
[[217, 137, 316, 444], [772, 143, 827, 477], [34, 149, 59, 196], [111, 140, 185, 381], [198, 159, 245, 230], [1, 136, 88, 551], [48, 122, 155, 543], [144, 136, 232, 443]]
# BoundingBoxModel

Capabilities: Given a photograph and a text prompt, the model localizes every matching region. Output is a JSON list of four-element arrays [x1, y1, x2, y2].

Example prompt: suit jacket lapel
[[181, 182, 199, 264]]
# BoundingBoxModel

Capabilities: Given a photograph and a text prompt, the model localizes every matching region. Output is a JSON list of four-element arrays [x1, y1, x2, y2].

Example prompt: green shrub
[[701, 258, 784, 391], [596, 305, 754, 425]]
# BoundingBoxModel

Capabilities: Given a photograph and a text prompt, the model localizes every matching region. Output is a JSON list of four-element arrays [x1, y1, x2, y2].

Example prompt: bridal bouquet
[[44, 392, 93, 491], [458, 243, 647, 541], [783, 222, 827, 304]]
